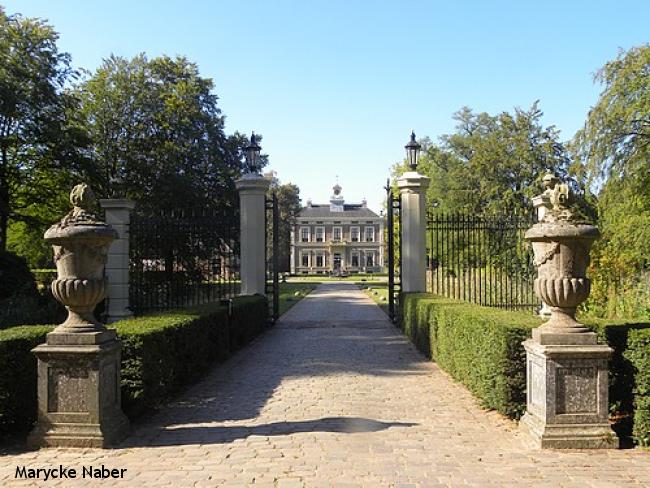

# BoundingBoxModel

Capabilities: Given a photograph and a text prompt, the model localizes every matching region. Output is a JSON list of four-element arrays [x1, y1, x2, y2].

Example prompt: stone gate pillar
[[236, 174, 270, 296], [99, 198, 136, 323], [397, 171, 430, 292]]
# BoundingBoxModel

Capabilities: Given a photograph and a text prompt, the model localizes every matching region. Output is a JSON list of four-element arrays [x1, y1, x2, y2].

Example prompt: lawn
[[287, 274, 387, 283], [277, 282, 319, 316], [358, 282, 389, 315]]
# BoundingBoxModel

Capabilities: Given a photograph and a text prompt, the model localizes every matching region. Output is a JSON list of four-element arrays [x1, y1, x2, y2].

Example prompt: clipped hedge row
[[401, 294, 541, 418], [401, 293, 650, 444], [0, 295, 268, 438], [624, 328, 650, 445], [0, 325, 53, 437]]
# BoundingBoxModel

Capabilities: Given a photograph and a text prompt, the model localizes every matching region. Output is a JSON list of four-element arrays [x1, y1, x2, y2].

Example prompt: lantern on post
[[246, 132, 262, 174], [405, 131, 421, 171]]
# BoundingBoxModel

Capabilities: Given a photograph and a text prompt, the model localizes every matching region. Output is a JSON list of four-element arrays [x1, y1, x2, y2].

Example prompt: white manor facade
[[290, 184, 384, 275]]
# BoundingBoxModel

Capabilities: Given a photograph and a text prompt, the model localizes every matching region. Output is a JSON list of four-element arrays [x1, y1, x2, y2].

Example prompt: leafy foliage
[[394, 103, 578, 216], [76, 53, 253, 216], [0, 7, 88, 252], [267, 174, 301, 273], [575, 45, 650, 319]]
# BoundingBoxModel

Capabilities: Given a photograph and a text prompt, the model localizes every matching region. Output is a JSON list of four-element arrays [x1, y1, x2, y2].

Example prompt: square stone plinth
[[519, 336, 618, 449], [28, 329, 129, 448]]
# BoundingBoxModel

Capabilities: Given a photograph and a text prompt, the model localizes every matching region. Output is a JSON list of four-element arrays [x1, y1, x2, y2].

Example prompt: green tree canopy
[[76, 53, 256, 216], [393, 103, 576, 216], [266, 173, 301, 273], [573, 44, 650, 185], [573, 45, 650, 318], [0, 7, 87, 252]]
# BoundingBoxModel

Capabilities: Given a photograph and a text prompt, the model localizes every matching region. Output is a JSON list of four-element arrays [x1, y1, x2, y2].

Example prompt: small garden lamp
[[405, 130, 421, 171], [246, 132, 261, 173]]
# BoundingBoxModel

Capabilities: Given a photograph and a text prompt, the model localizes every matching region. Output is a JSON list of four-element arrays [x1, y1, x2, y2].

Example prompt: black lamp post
[[405, 131, 421, 171], [246, 132, 261, 173]]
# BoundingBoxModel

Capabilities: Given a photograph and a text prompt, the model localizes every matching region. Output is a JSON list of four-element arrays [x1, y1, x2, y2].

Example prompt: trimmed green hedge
[[402, 294, 541, 419], [625, 328, 650, 446], [401, 293, 650, 444], [0, 325, 53, 437], [0, 295, 268, 438]]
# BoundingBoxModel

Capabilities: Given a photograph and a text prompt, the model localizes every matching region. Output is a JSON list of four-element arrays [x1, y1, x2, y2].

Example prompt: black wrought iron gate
[[385, 179, 401, 323], [265, 192, 280, 322]]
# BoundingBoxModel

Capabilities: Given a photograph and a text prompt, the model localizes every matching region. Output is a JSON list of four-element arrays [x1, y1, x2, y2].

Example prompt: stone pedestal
[[397, 171, 430, 292], [236, 174, 270, 296], [99, 199, 136, 323], [28, 330, 129, 448], [520, 333, 617, 449]]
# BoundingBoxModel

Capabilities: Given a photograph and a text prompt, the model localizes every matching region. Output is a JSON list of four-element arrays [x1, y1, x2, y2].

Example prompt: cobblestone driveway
[[1, 282, 649, 487]]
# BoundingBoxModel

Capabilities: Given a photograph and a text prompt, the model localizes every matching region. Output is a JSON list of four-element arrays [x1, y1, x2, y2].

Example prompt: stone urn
[[45, 183, 117, 332], [29, 183, 129, 448], [520, 175, 616, 449], [525, 175, 599, 338]]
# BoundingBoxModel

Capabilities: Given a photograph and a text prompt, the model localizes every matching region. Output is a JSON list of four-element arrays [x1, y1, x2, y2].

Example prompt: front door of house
[[333, 253, 341, 270]]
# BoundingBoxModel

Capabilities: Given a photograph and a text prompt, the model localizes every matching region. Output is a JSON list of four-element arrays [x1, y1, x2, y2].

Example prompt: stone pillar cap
[[99, 198, 136, 210], [397, 171, 430, 190], [236, 174, 271, 192]]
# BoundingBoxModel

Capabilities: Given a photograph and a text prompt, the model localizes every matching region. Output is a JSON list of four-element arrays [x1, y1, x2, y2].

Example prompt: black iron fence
[[130, 208, 240, 314], [427, 212, 538, 312]]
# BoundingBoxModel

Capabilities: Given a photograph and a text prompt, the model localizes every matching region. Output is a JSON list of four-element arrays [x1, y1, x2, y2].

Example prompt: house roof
[[298, 204, 380, 219]]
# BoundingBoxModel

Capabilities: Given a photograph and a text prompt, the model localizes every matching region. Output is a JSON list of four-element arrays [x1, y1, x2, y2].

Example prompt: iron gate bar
[[265, 194, 280, 323], [426, 211, 538, 313]]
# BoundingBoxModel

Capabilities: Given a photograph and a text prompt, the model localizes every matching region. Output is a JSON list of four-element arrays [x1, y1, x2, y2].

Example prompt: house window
[[315, 227, 325, 242], [351, 252, 359, 267], [300, 227, 310, 242], [333, 226, 342, 242], [350, 226, 360, 242], [364, 226, 375, 242], [366, 252, 374, 267], [301, 253, 309, 267], [316, 254, 324, 267]]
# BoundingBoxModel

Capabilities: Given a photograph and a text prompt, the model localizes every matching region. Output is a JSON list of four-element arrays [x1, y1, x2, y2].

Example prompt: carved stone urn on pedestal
[[519, 174, 617, 449], [28, 184, 129, 448]]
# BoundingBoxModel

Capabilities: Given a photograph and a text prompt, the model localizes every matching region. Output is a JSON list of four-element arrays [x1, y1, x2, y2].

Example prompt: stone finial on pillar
[[99, 198, 136, 323], [29, 184, 129, 448], [236, 173, 271, 296], [397, 171, 430, 292], [519, 174, 617, 449]]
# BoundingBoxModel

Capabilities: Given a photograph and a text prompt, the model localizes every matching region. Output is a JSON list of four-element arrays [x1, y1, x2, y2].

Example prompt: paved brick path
[[2, 282, 650, 487]]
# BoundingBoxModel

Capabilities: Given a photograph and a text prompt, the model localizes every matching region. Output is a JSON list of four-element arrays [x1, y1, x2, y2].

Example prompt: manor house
[[290, 183, 384, 275]]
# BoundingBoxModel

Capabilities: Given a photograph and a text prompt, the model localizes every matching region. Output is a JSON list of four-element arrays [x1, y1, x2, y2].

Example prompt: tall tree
[[572, 45, 650, 318], [266, 173, 301, 273], [393, 103, 576, 216], [0, 8, 86, 252], [573, 44, 650, 186], [76, 54, 252, 214]]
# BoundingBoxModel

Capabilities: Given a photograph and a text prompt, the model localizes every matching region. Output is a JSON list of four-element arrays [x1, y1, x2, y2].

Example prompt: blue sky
[[5, 0, 650, 212]]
